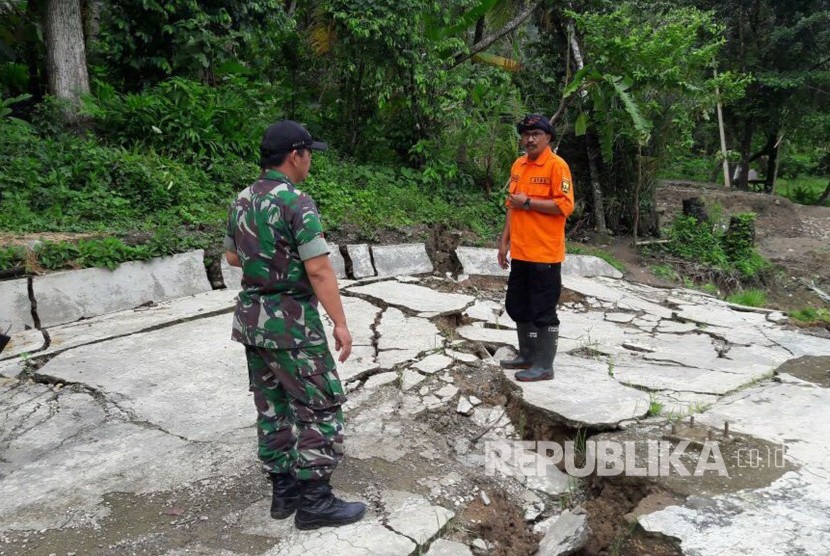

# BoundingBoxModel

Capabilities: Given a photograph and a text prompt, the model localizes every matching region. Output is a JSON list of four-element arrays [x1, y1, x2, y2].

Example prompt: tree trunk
[[764, 134, 780, 194], [44, 0, 89, 114], [736, 118, 753, 190], [585, 130, 608, 234], [817, 180, 830, 206], [82, 0, 100, 52], [568, 22, 608, 234]]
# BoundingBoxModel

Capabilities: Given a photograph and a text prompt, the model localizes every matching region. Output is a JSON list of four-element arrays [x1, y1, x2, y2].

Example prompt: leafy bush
[[658, 212, 772, 282], [664, 216, 729, 267], [0, 245, 25, 271], [303, 153, 503, 240], [83, 78, 284, 162], [0, 118, 239, 233]]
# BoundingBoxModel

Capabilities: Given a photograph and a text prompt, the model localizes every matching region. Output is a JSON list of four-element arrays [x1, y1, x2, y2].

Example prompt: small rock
[[469, 395, 482, 406], [436, 384, 459, 400], [419, 385, 430, 396], [457, 398, 475, 416], [480, 491, 491, 506]]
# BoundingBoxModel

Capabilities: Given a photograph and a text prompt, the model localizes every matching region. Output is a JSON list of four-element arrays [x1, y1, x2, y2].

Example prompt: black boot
[[269, 472, 300, 519], [294, 479, 367, 530], [500, 322, 536, 369], [515, 325, 557, 382]]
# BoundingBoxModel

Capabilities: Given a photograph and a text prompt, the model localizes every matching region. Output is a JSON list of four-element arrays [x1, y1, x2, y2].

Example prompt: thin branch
[[449, 0, 543, 69]]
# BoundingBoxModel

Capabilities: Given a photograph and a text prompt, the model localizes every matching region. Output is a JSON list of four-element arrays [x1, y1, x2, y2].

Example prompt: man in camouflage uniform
[[224, 120, 366, 530]]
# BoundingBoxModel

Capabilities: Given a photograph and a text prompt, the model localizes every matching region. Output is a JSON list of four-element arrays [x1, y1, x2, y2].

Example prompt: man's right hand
[[497, 242, 510, 270], [332, 324, 352, 363]]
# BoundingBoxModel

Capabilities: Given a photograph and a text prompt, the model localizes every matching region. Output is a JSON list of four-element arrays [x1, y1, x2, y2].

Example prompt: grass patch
[[775, 175, 829, 206], [726, 289, 767, 307], [790, 307, 830, 325], [651, 263, 678, 281], [647, 393, 664, 417]]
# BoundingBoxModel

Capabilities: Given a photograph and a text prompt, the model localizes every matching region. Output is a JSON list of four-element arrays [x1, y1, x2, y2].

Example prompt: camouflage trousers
[[245, 344, 347, 481]]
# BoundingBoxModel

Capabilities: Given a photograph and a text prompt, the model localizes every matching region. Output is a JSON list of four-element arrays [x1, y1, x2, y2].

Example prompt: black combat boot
[[269, 472, 300, 519], [499, 322, 536, 369], [515, 325, 558, 381], [294, 479, 367, 530]]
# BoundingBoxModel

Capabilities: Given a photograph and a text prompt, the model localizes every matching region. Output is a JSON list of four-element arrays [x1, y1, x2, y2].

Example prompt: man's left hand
[[508, 193, 529, 209]]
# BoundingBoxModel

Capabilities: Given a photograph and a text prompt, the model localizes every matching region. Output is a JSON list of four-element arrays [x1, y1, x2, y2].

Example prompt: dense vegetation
[[1, 0, 828, 279]]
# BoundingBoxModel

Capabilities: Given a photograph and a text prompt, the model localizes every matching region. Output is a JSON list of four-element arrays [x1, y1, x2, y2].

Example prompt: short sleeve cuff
[[223, 236, 236, 251], [298, 235, 330, 261]]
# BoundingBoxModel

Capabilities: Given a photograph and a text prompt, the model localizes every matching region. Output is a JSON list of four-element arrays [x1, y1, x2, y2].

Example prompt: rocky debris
[[536, 510, 590, 555]]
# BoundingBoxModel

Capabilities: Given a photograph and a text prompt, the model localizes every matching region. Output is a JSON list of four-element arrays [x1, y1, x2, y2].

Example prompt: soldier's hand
[[333, 324, 352, 363]]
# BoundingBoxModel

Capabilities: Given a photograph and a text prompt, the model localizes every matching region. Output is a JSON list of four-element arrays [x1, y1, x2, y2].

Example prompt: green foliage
[[32, 229, 219, 271], [721, 213, 756, 261], [662, 213, 770, 279], [94, 0, 292, 86], [83, 78, 283, 162], [0, 118, 240, 233], [304, 153, 504, 240], [726, 289, 767, 308], [651, 263, 678, 281], [0, 245, 25, 271], [776, 176, 830, 207], [35, 241, 81, 270], [647, 395, 664, 417], [789, 307, 830, 326], [665, 215, 729, 267]]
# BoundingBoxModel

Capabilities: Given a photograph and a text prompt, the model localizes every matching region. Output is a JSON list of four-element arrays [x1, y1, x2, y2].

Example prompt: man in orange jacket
[[497, 114, 574, 381]]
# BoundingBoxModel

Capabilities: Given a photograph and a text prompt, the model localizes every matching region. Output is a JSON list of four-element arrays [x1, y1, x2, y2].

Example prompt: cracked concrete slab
[[36, 313, 250, 441], [0, 328, 45, 360], [377, 308, 443, 368], [424, 539, 473, 556], [640, 471, 830, 556], [0, 277, 34, 332], [6, 253, 830, 556], [504, 354, 652, 428], [43, 289, 238, 357], [232, 499, 416, 556], [562, 255, 623, 279], [348, 281, 474, 315], [383, 489, 454, 545], [347, 244, 376, 279]]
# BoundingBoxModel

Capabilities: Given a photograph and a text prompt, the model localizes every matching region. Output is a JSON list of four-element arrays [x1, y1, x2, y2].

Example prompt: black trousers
[[505, 259, 562, 327]]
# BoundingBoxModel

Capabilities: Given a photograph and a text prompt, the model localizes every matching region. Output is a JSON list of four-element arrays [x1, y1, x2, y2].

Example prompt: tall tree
[[43, 0, 89, 112]]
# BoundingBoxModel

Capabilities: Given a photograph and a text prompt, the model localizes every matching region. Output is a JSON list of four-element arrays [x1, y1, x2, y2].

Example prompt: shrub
[[83, 78, 285, 163], [0, 245, 26, 271]]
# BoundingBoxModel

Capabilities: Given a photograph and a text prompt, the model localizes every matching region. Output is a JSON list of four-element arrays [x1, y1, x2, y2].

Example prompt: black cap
[[517, 113, 553, 135], [260, 120, 327, 165]]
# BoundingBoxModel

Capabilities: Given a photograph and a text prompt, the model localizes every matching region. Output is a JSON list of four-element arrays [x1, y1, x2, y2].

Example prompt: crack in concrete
[[28, 371, 199, 444], [0, 385, 58, 452]]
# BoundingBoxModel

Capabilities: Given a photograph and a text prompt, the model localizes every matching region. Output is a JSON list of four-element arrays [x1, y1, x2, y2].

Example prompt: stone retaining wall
[[0, 243, 618, 336]]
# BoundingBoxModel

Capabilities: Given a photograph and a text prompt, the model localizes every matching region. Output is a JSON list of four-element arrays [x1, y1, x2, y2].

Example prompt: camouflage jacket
[[224, 169, 330, 348]]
